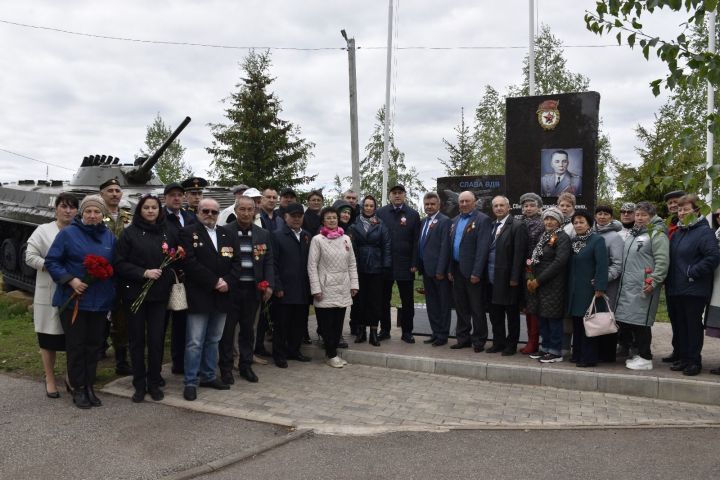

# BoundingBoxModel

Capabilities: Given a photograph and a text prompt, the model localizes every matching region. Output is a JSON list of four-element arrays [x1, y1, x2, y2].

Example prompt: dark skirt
[[37, 332, 66, 352]]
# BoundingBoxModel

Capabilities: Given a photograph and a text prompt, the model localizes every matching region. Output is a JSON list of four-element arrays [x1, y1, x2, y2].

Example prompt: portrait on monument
[[540, 148, 583, 197]]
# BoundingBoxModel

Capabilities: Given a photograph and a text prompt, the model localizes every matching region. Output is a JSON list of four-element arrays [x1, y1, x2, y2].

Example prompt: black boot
[[115, 347, 132, 376], [86, 386, 102, 407], [73, 386, 91, 409], [355, 327, 367, 343], [369, 328, 380, 347]]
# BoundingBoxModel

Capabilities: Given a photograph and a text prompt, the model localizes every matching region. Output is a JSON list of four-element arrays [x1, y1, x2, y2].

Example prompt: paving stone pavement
[[103, 360, 720, 435]]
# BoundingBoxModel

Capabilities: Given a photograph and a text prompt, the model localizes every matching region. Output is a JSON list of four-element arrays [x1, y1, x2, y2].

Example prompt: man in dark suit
[[179, 198, 242, 401], [417, 192, 451, 346], [377, 184, 421, 343], [486, 196, 528, 356], [441, 190, 492, 352], [220, 196, 274, 384], [163, 182, 198, 375], [271, 203, 312, 367]]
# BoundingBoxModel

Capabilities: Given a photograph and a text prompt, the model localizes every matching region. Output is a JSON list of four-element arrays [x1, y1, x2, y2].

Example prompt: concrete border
[[338, 350, 720, 406]]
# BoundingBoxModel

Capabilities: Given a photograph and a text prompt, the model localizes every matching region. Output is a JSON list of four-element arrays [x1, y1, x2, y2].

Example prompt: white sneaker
[[339, 357, 348, 365], [625, 355, 640, 365], [626, 357, 653, 370], [326, 356, 344, 368]]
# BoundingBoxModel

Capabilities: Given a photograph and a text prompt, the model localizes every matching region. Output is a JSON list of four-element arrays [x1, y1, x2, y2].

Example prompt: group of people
[[25, 175, 720, 409]]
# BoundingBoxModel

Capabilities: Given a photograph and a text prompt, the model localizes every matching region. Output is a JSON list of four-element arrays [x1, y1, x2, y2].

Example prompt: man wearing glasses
[[179, 198, 242, 401]]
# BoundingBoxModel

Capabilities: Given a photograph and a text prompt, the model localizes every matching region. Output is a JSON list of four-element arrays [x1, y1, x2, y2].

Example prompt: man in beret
[[99, 178, 133, 375], [182, 177, 208, 214]]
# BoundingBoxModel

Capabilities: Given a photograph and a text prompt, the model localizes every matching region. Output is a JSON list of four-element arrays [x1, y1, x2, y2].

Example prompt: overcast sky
[[0, 0, 693, 195]]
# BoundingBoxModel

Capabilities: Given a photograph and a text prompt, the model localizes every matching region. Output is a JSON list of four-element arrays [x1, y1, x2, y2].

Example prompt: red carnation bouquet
[[257, 280, 271, 322], [131, 242, 186, 313], [59, 254, 114, 324]]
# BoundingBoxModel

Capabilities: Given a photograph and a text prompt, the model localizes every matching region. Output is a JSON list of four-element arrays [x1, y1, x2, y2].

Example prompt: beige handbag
[[583, 294, 617, 337], [167, 270, 188, 311]]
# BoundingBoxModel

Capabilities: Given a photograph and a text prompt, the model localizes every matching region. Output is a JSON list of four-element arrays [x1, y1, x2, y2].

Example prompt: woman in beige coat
[[24, 192, 78, 397], [308, 206, 359, 368]]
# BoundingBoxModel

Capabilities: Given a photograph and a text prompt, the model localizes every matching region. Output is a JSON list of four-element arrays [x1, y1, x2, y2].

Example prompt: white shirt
[[494, 214, 510, 236], [292, 228, 302, 242], [205, 225, 218, 250]]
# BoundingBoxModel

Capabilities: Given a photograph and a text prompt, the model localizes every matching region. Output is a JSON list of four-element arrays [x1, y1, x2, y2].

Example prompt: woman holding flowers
[[45, 195, 116, 409], [115, 194, 181, 402], [615, 201, 669, 371]]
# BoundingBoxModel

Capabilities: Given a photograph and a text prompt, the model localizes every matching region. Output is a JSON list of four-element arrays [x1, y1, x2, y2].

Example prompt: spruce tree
[[440, 107, 477, 176], [139, 113, 192, 184]]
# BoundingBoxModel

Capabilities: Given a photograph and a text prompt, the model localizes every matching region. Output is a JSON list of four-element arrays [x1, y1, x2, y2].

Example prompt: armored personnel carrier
[[0, 116, 232, 293]]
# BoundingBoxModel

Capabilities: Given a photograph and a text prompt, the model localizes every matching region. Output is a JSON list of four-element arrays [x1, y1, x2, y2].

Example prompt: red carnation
[[644, 267, 653, 275], [644, 277, 653, 285], [257, 280, 270, 292]]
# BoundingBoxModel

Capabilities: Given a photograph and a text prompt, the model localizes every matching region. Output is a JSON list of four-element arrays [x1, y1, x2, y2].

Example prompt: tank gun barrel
[[126, 116, 191, 184]]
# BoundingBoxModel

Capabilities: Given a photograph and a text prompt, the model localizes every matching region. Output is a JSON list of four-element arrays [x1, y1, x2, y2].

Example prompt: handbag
[[583, 294, 617, 337], [167, 270, 188, 311]]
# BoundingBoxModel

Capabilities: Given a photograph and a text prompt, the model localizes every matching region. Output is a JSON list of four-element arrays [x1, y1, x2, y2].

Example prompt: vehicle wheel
[[1, 238, 19, 272], [19, 243, 36, 278]]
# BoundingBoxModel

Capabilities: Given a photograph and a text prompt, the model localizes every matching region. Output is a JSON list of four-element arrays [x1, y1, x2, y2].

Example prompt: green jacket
[[103, 210, 132, 239]]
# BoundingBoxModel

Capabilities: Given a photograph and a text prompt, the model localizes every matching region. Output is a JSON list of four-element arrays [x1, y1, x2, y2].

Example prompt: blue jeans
[[184, 312, 226, 386], [539, 316, 563, 355]]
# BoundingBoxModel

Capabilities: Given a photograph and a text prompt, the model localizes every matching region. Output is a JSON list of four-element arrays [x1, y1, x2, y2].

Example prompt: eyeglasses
[[201, 209, 219, 216], [619, 210, 634, 214]]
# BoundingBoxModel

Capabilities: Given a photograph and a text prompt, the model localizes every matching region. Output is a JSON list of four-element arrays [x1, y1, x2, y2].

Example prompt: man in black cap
[[664, 190, 686, 240], [182, 177, 208, 214], [277, 188, 297, 218], [163, 182, 197, 375], [376, 184, 421, 343], [99, 177, 133, 374]]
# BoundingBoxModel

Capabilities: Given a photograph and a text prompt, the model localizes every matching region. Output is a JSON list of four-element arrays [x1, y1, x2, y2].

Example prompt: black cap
[[284, 203, 304, 216], [663, 190, 686, 201], [164, 182, 185, 195], [181, 177, 208, 191], [99, 178, 121, 190], [389, 184, 406, 193], [280, 188, 297, 197]]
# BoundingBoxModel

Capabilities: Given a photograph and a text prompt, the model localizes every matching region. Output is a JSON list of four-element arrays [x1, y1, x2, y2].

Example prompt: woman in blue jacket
[[349, 195, 392, 346], [666, 194, 720, 376], [566, 210, 608, 367], [45, 195, 116, 409]]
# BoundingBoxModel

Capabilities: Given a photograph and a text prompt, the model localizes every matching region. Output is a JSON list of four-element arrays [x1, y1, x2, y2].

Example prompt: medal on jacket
[[400, 216, 407, 226]]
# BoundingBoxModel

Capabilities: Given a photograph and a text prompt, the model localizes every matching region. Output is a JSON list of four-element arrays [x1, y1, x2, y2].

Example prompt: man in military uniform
[[99, 178, 133, 375], [182, 177, 208, 214]]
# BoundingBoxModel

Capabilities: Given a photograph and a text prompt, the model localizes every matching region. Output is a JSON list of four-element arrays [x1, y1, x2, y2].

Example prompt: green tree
[[361, 108, 425, 208], [138, 113, 192, 184], [207, 50, 316, 189], [440, 107, 477, 176], [473, 86, 505, 175]]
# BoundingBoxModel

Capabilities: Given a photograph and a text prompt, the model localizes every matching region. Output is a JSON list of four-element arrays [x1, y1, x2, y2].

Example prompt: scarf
[[358, 214, 376, 233], [530, 227, 562, 265], [320, 226, 344, 239], [630, 223, 647, 237], [571, 231, 593, 254]]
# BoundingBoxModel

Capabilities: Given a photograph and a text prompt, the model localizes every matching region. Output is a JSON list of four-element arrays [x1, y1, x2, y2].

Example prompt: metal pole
[[346, 36, 361, 194], [528, 0, 535, 95], [382, 0, 394, 206], [708, 10, 716, 205]]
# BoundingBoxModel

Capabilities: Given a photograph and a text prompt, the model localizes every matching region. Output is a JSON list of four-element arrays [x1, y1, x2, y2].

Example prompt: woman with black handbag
[[566, 210, 609, 368], [115, 194, 180, 402]]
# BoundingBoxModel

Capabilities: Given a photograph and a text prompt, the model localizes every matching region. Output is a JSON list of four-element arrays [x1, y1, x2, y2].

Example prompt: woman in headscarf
[[517, 193, 544, 355]]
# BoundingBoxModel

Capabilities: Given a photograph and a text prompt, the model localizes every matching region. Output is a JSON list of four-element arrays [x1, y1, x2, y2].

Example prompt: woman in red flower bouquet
[[45, 195, 116, 409]]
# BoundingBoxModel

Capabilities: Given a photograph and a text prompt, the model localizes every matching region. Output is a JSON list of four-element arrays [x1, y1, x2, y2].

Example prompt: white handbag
[[583, 295, 617, 337], [167, 270, 188, 311]]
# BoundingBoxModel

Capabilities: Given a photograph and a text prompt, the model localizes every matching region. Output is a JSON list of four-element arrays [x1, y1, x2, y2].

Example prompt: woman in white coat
[[308, 206, 359, 368], [24, 192, 78, 397]]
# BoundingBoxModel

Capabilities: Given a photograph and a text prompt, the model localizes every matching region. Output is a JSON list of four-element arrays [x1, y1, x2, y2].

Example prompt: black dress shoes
[[221, 372, 235, 385], [432, 339, 448, 347], [662, 353, 679, 363], [501, 347, 517, 356], [401, 334, 416, 344], [288, 353, 312, 362], [199, 378, 230, 390], [473, 344, 485, 353], [683, 364, 702, 376], [275, 359, 289, 368], [239, 366, 259, 383], [158, 376, 166, 387], [132, 389, 145, 403], [576, 362, 597, 368], [377, 331, 391, 341], [183, 386, 197, 401], [423, 337, 437, 344], [450, 342, 471, 350], [72, 387, 92, 409], [710, 367, 720, 375], [486, 345, 504, 354], [148, 385, 164, 401], [369, 330, 381, 346], [44, 378, 60, 399], [670, 361, 689, 371], [86, 386, 102, 407]]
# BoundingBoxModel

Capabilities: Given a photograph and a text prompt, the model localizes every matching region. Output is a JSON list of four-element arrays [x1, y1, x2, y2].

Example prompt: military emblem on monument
[[537, 99, 560, 130]]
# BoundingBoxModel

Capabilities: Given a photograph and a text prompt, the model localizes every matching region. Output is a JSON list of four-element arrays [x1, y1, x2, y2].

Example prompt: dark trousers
[[316, 307, 346, 358], [667, 295, 707, 365], [110, 303, 129, 350], [487, 284, 520, 349], [255, 305, 270, 354], [381, 275, 414, 334], [272, 303, 308, 361], [60, 309, 107, 389], [167, 310, 187, 371], [451, 263, 487, 346], [666, 290, 679, 355], [220, 284, 259, 372], [619, 322, 653, 360], [358, 272, 384, 328], [598, 333, 618, 362], [572, 316, 599, 364], [349, 300, 359, 333], [422, 274, 451, 341], [127, 301, 166, 391]]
